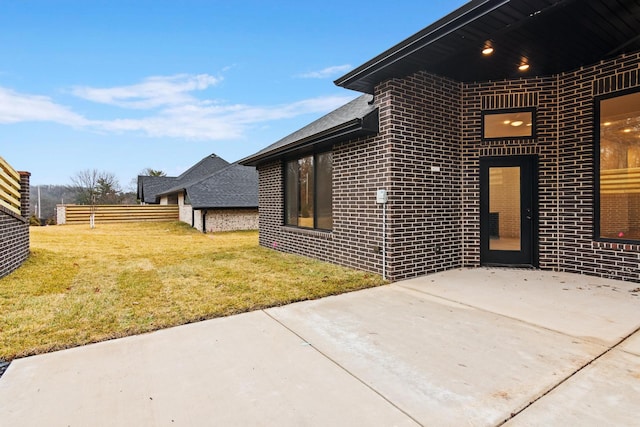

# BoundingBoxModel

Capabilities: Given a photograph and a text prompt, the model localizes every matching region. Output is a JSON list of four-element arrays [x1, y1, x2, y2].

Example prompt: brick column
[[18, 171, 31, 219]]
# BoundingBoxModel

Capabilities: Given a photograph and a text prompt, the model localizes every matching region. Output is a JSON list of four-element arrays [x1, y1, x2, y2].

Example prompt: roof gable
[[176, 154, 230, 183]]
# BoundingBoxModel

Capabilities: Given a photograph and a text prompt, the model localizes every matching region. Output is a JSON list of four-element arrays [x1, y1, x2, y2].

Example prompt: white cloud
[[296, 64, 352, 79], [0, 73, 356, 141], [95, 94, 356, 140], [0, 87, 89, 127], [71, 74, 221, 109]]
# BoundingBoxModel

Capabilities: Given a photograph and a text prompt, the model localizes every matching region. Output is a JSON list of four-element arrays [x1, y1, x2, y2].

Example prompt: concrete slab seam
[[261, 309, 423, 427], [496, 324, 640, 426]]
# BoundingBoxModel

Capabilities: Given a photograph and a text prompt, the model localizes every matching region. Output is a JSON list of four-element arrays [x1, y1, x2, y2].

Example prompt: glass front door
[[480, 156, 538, 266]]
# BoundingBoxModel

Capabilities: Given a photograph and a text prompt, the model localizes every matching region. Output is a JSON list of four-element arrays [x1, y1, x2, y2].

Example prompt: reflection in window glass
[[489, 167, 521, 251], [598, 90, 640, 241], [483, 110, 534, 139], [316, 152, 333, 230], [298, 156, 314, 228], [283, 152, 333, 230], [285, 160, 299, 226]]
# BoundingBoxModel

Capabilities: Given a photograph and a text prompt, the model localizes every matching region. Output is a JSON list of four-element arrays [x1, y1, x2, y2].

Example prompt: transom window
[[284, 152, 333, 230], [482, 108, 536, 140], [596, 89, 640, 242]]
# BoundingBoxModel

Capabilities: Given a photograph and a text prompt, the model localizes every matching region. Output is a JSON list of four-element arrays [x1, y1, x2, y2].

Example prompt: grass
[[0, 222, 385, 361]]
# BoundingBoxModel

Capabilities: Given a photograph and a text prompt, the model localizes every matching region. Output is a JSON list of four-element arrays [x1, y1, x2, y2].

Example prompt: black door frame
[[479, 155, 539, 267]]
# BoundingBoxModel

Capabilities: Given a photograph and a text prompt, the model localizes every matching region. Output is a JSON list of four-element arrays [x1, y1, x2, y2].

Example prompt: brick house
[[240, 0, 640, 282]]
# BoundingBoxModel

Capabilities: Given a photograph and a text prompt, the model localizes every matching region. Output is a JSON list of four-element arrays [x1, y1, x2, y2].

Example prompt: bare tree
[[70, 170, 122, 204]]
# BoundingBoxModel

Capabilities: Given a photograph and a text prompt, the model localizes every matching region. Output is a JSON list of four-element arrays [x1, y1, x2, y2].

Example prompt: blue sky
[[1, 0, 467, 188]]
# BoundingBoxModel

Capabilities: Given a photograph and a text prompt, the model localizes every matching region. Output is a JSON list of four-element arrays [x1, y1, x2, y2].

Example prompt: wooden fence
[[0, 156, 21, 216], [59, 204, 179, 225]]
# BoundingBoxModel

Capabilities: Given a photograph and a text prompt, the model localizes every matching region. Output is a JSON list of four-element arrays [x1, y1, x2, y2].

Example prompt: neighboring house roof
[[183, 163, 258, 209], [239, 94, 378, 166], [137, 154, 230, 204], [175, 153, 230, 184], [137, 175, 176, 204], [335, 0, 640, 92]]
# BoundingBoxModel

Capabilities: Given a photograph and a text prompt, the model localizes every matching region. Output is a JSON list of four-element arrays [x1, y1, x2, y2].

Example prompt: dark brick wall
[[257, 50, 640, 283], [557, 52, 640, 281], [1, 171, 30, 279], [462, 77, 559, 270], [257, 72, 462, 281], [0, 209, 29, 279], [383, 72, 462, 279], [19, 171, 30, 218]]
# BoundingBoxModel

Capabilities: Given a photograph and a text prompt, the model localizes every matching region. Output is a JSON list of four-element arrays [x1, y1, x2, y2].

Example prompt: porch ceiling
[[336, 0, 640, 92]]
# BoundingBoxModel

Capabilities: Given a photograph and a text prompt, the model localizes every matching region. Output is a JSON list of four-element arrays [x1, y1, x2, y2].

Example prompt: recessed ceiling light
[[603, 122, 612, 126], [624, 128, 632, 133], [482, 47, 494, 55], [503, 120, 511, 125], [518, 63, 530, 71], [526, 123, 532, 127], [511, 120, 524, 127]]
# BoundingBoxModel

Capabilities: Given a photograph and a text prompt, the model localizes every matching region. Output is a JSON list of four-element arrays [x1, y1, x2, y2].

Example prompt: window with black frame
[[284, 152, 333, 230], [482, 108, 536, 140], [597, 89, 640, 242]]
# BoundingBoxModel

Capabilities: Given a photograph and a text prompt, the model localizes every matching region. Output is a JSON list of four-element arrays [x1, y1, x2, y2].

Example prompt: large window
[[597, 89, 640, 241], [284, 152, 333, 230]]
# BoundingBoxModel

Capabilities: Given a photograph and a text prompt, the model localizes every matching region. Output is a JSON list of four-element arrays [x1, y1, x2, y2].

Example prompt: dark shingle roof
[[176, 154, 229, 184], [239, 94, 378, 166], [185, 163, 258, 209], [137, 175, 177, 204], [137, 153, 230, 204]]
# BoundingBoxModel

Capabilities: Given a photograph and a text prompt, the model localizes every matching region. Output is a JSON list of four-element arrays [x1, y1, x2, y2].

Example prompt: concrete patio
[[1, 268, 639, 426]]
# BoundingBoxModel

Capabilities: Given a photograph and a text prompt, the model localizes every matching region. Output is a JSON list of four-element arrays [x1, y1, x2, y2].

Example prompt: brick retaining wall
[[0, 207, 29, 279]]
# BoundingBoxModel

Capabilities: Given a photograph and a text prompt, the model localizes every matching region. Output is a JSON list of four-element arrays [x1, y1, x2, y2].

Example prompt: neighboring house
[[158, 163, 258, 233], [138, 154, 258, 233], [240, 0, 640, 283], [137, 154, 229, 205]]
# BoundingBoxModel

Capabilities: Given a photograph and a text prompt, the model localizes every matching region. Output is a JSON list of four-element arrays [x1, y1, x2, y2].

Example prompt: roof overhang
[[240, 109, 379, 167], [335, 0, 640, 92]]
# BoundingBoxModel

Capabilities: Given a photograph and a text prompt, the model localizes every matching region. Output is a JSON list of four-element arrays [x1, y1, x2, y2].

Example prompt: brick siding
[[0, 209, 29, 279], [257, 51, 640, 283], [1, 171, 30, 278], [258, 73, 462, 280]]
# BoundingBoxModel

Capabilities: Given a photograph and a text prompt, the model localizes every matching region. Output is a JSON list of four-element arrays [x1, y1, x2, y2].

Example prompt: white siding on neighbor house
[[203, 209, 258, 233], [160, 196, 168, 205]]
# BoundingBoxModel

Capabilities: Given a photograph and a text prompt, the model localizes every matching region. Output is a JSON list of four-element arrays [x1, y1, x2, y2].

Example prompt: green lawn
[[0, 222, 384, 361]]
